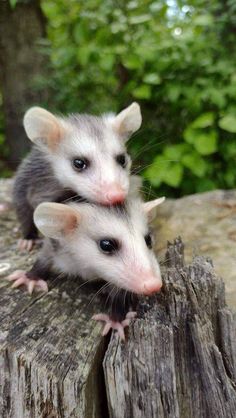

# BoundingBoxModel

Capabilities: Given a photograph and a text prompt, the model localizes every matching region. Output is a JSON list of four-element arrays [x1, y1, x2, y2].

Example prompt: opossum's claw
[[92, 311, 137, 341], [28, 279, 48, 294], [17, 238, 43, 252], [6, 270, 48, 294], [18, 239, 35, 252]]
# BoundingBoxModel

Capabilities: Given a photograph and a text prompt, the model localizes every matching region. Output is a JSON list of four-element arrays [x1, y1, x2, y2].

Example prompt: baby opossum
[[13, 103, 142, 250], [7, 193, 164, 339]]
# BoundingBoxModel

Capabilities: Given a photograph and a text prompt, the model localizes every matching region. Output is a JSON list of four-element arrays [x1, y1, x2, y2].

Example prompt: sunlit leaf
[[164, 163, 184, 187], [144, 156, 169, 187], [191, 112, 214, 128], [129, 14, 151, 25], [122, 55, 141, 70], [194, 14, 213, 26], [9, 0, 17, 8], [143, 73, 161, 85], [193, 131, 218, 155], [133, 85, 151, 99], [163, 144, 190, 160], [183, 127, 199, 144], [219, 115, 236, 133], [182, 152, 208, 177], [166, 85, 181, 102]]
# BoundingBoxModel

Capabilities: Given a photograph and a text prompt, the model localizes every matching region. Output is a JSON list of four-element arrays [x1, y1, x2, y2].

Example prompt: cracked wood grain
[[104, 240, 236, 418]]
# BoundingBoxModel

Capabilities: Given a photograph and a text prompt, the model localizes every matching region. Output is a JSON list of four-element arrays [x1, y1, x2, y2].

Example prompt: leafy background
[[2, 0, 236, 197]]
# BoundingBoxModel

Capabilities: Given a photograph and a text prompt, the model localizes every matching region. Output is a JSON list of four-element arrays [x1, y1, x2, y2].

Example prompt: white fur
[[23, 104, 141, 204], [34, 194, 163, 295], [49, 118, 131, 203]]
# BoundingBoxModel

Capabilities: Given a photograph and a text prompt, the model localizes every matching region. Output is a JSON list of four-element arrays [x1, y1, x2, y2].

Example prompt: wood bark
[[0, 0, 48, 168], [103, 238, 236, 418], [0, 180, 236, 417]]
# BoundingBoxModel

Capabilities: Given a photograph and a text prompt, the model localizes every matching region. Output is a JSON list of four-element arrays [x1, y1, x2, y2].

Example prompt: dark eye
[[73, 158, 89, 171], [116, 154, 127, 168], [145, 233, 152, 249], [99, 238, 119, 254]]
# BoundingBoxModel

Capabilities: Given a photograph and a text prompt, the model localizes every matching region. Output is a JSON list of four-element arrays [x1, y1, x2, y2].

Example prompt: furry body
[[13, 147, 76, 239]]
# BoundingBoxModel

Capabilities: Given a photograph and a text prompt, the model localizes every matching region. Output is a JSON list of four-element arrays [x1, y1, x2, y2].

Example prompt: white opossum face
[[24, 104, 142, 205], [34, 196, 164, 296]]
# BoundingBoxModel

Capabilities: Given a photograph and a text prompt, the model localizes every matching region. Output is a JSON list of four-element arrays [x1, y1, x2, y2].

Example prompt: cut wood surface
[[0, 179, 236, 418]]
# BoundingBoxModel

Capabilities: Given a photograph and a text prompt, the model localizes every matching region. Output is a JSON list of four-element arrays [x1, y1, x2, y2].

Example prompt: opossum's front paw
[[6, 270, 48, 294], [92, 311, 137, 341], [17, 238, 42, 252]]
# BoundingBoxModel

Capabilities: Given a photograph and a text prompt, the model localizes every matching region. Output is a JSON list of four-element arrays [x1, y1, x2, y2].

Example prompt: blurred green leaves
[[9, 0, 18, 8], [219, 115, 236, 133], [133, 85, 151, 99], [191, 113, 214, 129], [145, 156, 183, 188], [35, 0, 236, 195]]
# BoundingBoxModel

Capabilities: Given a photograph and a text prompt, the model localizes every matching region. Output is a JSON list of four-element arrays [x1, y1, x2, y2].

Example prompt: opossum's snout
[[134, 272, 162, 296], [142, 277, 162, 295], [98, 183, 126, 205]]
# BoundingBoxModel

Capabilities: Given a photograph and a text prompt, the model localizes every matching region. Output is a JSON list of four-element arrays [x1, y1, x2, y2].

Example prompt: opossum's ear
[[143, 197, 165, 221], [34, 202, 80, 240], [23, 107, 63, 149], [113, 102, 142, 141]]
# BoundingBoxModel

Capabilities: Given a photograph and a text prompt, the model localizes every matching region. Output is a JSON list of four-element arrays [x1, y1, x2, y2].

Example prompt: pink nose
[[100, 184, 126, 205], [142, 277, 162, 295]]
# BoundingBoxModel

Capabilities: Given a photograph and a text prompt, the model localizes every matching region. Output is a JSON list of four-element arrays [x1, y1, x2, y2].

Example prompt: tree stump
[[104, 239, 236, 418], [0, 180, 236, 417]]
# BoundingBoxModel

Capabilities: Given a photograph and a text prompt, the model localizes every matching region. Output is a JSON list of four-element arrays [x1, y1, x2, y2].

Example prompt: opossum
[[7, 193, 164, 339], [13, 103, 142, 250]]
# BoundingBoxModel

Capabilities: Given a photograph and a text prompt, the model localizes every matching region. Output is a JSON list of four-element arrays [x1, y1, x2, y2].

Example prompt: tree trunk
[[0, 0, 47, 168]]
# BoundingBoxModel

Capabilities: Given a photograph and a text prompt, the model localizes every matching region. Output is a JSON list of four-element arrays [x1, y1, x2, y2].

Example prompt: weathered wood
[[0, 276, 108, 418], [104, 240, 236, 418], [154, 189, 236, 307]]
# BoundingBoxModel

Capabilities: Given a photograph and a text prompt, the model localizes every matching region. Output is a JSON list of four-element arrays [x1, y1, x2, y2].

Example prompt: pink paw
[[6, 270, 48, 294], [92, 311, 137, 341], [17, 238, 40, 252]]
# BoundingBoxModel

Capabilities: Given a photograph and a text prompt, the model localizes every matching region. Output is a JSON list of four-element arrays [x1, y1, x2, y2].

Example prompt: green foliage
[[39, 0, 236, 196], [9, 0, 18, 8], [2, 0, 236, 195], [219, 114, 236, 133]]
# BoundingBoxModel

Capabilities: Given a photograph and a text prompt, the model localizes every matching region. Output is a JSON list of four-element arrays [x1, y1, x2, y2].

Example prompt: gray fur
[[13, 147, 68, 238], [66, 114, 106, 141]]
